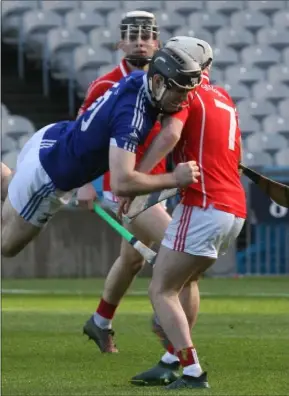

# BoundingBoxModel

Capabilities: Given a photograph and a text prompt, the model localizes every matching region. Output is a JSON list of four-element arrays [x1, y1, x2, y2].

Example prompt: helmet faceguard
[[120, 11, 159, 67]]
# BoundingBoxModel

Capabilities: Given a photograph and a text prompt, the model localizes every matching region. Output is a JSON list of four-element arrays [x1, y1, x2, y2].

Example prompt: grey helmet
[[165, 36, 213, 71]]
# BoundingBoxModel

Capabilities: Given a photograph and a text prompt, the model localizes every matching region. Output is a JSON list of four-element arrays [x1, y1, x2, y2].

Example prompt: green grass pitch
[[2, 277, 289, 395]]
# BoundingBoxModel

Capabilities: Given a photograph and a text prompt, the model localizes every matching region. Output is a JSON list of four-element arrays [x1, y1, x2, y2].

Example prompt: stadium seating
[[1, 0, 289, 167], [122, 1, 163, 13], [80, 1, 120, 16], [164, 1, 204, 17], [1, 0, 38, 45], [22, 10, 62, 60], [1, 104, 36, 169], [46, 27, 87, 81]]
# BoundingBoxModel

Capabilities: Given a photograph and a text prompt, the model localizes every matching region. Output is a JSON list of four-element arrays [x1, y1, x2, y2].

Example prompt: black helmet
[[147, 45, 202, 110], [120, 10, 159, 67]]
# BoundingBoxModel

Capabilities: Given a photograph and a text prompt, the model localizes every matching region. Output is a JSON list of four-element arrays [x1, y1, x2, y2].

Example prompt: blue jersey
[[39, 71, 158, 191]]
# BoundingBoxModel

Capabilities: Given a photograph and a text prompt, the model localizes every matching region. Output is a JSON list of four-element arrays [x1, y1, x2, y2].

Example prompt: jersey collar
[[143, 74, 153, 105], [119, 59, 130, 77], [202, 71, 210, 83]]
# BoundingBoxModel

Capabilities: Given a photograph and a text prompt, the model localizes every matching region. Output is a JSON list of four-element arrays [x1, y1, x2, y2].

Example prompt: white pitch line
[[2, 289, 289, 298]]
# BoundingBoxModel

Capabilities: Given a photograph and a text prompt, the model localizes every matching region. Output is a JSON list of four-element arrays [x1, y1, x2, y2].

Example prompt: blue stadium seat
[[251, 82, 289, 105], [230, 10, 270, 32], [164, 1, 203, 17], [65, 10, 105, 34], [215, 27, 254, 50], [2, 115, 36, 140], [257, 28, 289, 50], [283, 48, 289, 65], [237, 99, 277, 121], [275, 148, 289, 166], [81, 1, 120, 16], [122, 1, 163, 13], [272, 10, 289, 29], [96, 64, 115, 78], [159, 30, 171, 45], [1, 151, 19, 171], [225, 65, 265, 87], [73, 45, 113, 94], [188, 12, 227, 33], [209, 67, 223, 84], [206, 1, 244, 16], [153, 11, 185, 34], [22, 10, 62, 60], [106, 12, 125, 31], [223, 82, 250, 102], [247, 1, 286, 16], [41, 1, 78, 17], [263, 115, 289, 138], [241, 45, 281, 69], [1, 103, 10, 119], [173, 28, 213, 46], [246, 132, 288, 156], [89, 28, 119, 52], [243, 150, 274, 167], [238, 116, 261, 138], [278, 99, 289, 118], [1, 135, 17, 155], [213, 47, 238, 68], [46, 27, 87, 80], [1, 0, 38, 45], [268, 64, 289, 85]]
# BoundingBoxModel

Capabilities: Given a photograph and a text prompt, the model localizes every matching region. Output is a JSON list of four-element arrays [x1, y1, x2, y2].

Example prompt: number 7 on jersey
[[214, 99, 237, 151]]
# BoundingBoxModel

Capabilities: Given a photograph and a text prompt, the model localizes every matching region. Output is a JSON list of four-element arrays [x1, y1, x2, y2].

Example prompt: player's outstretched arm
[[109, 146, 200, 197], [137, 116, 185, 174]]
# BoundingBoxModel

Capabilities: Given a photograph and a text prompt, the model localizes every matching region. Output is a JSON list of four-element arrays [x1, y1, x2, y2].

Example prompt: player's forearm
[[137, 132, 179, 173], [138, 117, 183, 173], [111, 171, 177, 197]]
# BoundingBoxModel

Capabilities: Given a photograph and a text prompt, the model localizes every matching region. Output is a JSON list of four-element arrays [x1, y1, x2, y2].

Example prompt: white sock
[[182, 348, 202, 377], [183, 363, 203, 377], [161, 352, 180, 364], [93, 312, 112, 329]]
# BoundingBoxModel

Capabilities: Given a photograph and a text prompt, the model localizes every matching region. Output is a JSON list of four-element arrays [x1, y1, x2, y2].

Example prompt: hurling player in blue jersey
[[2, 43, 202, 258]]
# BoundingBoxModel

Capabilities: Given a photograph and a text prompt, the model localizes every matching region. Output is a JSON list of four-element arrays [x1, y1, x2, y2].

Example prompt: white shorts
[[8, 124, 74, 228], [162, 204, 245, 259]]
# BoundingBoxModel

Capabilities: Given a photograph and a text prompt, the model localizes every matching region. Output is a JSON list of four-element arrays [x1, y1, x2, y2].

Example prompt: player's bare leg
[[1, 196, 41, 257], [83, 203, 171, 353], [131, 278, 201, 386], [148, 246, 213, 389], [1, 162, 13, 203]]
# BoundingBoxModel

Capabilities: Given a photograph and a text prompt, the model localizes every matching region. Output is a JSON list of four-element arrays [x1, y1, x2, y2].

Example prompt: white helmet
[[165, 36, 213, 71]]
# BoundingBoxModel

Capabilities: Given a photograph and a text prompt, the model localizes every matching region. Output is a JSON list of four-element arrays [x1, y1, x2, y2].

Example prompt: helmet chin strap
[[125, 55, 151, 68]]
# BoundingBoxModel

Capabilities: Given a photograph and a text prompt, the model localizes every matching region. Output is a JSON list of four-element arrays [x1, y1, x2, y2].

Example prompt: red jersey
[[174, 72, 247, 219], [78, 59, 166, 191]]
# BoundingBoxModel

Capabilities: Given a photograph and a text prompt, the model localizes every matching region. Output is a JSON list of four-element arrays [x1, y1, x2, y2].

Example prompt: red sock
[[96, 298, 117, 320], [177, 347, 198, 367], [166, 343, 175, 355]]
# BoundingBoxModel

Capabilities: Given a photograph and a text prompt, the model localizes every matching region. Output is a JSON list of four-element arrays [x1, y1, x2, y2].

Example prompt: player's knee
[[148, 279, 162, 302], [1, 239, 20, 258], [123, 253, 145, 275]]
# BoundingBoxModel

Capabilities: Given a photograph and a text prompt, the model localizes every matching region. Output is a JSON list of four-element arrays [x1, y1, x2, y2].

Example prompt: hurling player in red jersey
[[78, 13, 202, 356], [129, 37, 246, 389]]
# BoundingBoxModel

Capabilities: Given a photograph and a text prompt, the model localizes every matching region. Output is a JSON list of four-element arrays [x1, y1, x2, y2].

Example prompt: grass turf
[[2, 277, 289, 395]]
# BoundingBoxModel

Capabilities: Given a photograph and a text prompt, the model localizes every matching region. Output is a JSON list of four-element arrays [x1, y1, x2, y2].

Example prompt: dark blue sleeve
[[110, 89, 149, 154]]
